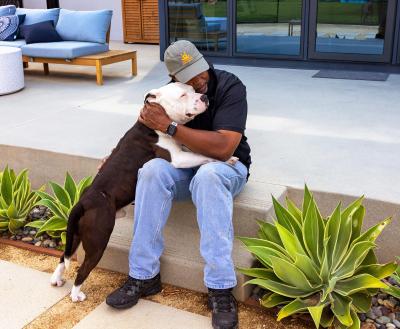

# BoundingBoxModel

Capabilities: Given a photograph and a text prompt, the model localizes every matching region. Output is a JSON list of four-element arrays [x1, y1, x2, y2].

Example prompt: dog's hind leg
[[50, 234, 81, 287], [70, 251, 104, 302], [70, 208, 115, 302]]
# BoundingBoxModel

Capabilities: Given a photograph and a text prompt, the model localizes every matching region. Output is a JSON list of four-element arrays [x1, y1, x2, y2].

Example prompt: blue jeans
[[128, 158, 248, 289]]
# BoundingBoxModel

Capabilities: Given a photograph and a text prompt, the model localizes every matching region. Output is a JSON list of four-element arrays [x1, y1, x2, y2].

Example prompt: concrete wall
[[22, 0, 124, 41]]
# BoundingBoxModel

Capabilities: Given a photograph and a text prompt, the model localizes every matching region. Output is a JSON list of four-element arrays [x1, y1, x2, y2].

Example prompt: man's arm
[[139, 103, 241, 161], [174, 126, 241, 161]]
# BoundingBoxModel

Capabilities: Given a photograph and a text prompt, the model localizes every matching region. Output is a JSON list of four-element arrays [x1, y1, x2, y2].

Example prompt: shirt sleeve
[[212, 82, 248, 134]]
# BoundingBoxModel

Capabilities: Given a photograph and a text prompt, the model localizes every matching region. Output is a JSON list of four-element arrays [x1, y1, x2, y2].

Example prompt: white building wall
[[22, 0, 124, 41], [23, 0, 46, 9]]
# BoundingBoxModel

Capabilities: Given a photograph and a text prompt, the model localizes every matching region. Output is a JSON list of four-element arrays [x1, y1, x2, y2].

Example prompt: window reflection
[[168, 0, 227, 52], [236, 0, 303, 56], [315, 0, 387, 55]]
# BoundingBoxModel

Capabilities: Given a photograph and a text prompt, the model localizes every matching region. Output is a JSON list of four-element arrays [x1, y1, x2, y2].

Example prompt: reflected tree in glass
[[236, 0, 303, 56], [168, 0, 227, 53]]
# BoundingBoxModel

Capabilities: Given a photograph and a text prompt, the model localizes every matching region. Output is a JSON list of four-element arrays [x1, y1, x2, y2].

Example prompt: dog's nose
[[200, 94, 209, 106]]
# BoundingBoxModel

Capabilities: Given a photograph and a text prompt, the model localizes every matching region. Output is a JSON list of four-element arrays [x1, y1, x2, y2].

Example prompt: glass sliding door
[[168, 0, 228, 53], [235, 0, 303, 56], [308, 0, 396, 61]]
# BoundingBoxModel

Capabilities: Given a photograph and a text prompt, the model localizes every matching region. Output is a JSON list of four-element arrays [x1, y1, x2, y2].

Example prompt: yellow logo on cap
[[181, 51, 193, 65]]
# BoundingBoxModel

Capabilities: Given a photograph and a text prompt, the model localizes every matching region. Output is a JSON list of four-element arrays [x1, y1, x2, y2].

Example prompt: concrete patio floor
[[1, 41, 399, 328], [1, 41, 399, 203]]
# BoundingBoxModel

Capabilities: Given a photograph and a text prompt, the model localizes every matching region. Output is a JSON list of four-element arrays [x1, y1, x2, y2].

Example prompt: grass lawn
[[202, 0, 380, 25]]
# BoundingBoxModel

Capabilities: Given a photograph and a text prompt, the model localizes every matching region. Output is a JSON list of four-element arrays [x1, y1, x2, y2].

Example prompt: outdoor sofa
[[0, 5, 137, 85]]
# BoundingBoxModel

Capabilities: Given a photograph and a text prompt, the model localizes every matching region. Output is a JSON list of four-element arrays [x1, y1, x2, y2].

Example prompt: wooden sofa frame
[[22, 30, 137, 85]]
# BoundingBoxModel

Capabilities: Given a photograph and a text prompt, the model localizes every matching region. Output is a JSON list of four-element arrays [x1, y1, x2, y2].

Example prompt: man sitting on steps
[[105, 40, 251, 329]]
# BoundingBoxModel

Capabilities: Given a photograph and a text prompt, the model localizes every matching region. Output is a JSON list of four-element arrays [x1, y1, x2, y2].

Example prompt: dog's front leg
[[171, 151, 217, 168]]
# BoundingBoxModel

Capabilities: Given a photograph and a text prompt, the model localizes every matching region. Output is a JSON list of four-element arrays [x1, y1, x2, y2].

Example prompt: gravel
[[361, 289, 400, 328], [1, 206, 62, 250]]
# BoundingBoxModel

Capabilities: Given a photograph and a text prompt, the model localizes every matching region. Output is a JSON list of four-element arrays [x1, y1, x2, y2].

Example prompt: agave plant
[[238, 186, 397, 329], [25, 172, 93, 243], [0, 166, 44, 234]]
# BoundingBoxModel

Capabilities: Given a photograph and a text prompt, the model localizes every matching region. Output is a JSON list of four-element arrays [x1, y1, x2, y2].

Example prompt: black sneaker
[[208, 288, 238, 329], [106, 273, 162, 309]]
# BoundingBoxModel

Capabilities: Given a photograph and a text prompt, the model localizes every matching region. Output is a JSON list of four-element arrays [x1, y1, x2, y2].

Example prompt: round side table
[[0, 46, 25, 95]]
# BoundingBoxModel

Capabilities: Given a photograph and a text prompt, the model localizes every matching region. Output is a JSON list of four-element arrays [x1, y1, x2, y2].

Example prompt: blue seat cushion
[[56, 9, 112, 44], [0, 5, 16, 16], [16, 8, 60, 26], [21, 41, 109, 59], [0, 39, 26, 48]]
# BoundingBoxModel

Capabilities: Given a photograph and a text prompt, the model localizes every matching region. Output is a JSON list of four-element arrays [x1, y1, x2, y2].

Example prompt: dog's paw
[[71, 291, 87, 303], [226, 156, 239, 165], [50, 263, 66, 287], [50, 277, 66, 287]]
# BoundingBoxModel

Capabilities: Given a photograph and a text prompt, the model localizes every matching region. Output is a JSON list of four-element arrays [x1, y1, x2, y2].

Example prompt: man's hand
[[139, 102, 172, 132]]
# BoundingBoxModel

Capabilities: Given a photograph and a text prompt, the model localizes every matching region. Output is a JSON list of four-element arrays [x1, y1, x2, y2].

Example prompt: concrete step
[[1, 145, 287, 301], [78, 181, 287, 301]]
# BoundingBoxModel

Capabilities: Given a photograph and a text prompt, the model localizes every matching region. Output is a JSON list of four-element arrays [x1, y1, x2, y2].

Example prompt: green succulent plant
[[25, 172, 93, 243], [0, 166, 44, 234], [238, 186, 396, 329]]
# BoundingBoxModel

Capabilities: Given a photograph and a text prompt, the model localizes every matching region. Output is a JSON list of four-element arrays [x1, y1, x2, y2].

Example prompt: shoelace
[[210, 290, 235, 313]]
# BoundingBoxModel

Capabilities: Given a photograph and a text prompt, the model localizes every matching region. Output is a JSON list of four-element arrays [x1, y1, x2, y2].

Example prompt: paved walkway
[[0, 258, 211, 328], [1, 260, 71, 329], [74, 300, 212, 329]]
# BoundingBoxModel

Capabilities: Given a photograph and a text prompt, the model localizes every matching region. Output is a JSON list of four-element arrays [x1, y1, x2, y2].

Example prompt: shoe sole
[[106, 284, 162, 310], [212, 324, 238, 329]]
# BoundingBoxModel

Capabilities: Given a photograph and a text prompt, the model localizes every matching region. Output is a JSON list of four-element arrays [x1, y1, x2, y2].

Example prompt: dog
[[50, 82, 237, 302]]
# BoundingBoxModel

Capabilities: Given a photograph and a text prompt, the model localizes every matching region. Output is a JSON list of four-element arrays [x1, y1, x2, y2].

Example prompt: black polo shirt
[[184, 67, 251, 174]]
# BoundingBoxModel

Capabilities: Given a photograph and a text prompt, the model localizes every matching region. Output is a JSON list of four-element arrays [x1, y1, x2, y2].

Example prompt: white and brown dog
[[50, 82, 237, 302]]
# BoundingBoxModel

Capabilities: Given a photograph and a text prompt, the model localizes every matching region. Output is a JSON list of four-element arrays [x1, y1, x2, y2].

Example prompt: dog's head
[[144, 82, 209, 124]]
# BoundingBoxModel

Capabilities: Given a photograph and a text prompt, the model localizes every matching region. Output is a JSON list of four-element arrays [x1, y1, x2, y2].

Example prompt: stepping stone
[[73, 300, 212, 329], [0, 260, 71, 329]]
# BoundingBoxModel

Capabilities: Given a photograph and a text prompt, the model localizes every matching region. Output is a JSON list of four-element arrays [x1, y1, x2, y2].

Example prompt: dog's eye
[[180, 93, 186, 98]]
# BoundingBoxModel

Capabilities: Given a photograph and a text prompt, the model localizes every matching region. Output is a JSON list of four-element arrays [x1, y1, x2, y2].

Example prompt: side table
[[0, 46, 25, 95]]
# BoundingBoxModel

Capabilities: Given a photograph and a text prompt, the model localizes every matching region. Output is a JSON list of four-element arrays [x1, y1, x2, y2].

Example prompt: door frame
[[307, 0, 397, 63]]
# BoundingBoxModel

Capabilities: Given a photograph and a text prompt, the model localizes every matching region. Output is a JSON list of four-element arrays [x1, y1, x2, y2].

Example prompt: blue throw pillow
[[16, 8, 60, 26], [0, 5, 16, 16], [20, 20, 62, 44], [7, 14, 26, 40], [56, 9, 112, 44], [0, 14, 25, 41]]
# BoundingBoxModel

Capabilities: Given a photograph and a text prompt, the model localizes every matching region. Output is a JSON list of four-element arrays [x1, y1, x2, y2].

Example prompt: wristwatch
[[166, 121, 178, 136]]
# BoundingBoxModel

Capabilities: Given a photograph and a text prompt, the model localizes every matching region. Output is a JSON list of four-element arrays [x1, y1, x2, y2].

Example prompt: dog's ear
[[144, 89, 161, 103]]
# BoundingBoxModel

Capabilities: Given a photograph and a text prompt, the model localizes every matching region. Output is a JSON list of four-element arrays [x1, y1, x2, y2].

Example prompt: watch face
[[167, 123, 177, 136]]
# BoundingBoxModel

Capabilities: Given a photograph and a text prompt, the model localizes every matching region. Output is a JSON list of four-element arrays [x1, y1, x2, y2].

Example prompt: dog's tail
[[64, 202, 85, 269]]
